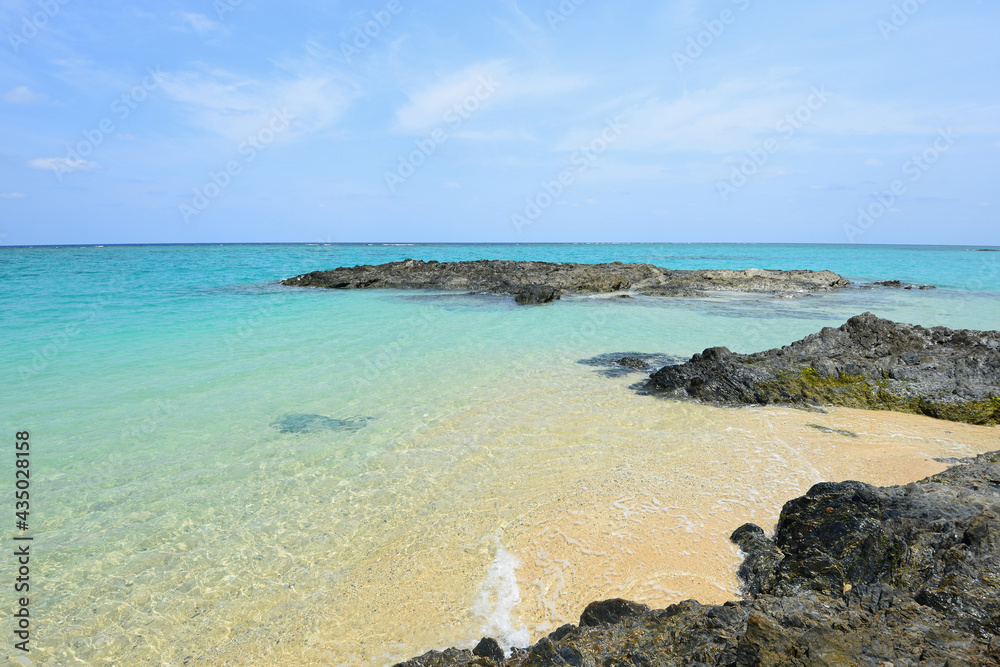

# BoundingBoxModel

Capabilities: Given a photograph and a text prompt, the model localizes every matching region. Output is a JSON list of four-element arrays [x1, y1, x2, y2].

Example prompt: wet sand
[[189, 373, 998, 666]]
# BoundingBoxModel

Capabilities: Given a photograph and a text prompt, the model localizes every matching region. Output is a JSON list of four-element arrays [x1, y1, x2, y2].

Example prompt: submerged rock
[[270, 413, 373, 434], [643, 312, 1000, 425], [578, 352, 683, 378], [393, 451, 1000, 667], [281, 260, 852, 298]]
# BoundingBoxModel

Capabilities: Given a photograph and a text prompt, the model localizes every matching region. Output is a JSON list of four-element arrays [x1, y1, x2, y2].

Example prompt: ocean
[[3, 243, 1000, 665]]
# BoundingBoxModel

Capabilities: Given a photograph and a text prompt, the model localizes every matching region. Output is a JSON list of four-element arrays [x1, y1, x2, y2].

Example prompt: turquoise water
[[2, 243, 1000, 665]]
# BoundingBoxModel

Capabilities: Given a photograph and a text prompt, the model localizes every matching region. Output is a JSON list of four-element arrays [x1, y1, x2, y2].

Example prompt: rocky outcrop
[[644, 312, 1000, 425], [393, 451, 1000, 667], [281, 260, 851, 297], [514, 285, 559, 304]]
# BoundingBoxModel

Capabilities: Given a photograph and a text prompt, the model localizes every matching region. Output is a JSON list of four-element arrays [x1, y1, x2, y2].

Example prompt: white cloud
[[394, 60, 508, 133], [452, 128, 534, 141], [176, 12, 221, 34], [594, 76, 989, 156], [0, 192, 26, 198], [865, 158, 882, 166], [393, 60, 588, 134], [3, 86, 42, 103], [158, 62, 355, 142], [28, 157, 99, 173], [604, 78, 813, 154], [496, 0, 539, 31]]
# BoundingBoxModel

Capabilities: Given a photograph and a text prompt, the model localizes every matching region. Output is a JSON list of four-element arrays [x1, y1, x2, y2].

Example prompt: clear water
[[2, 243, 999, 665]]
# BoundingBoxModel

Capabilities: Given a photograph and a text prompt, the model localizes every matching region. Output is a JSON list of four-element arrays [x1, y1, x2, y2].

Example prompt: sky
[[0, 0, 998, 245]]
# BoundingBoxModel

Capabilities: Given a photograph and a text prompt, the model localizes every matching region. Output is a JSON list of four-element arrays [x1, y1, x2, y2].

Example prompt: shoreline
[[392, 412, 1000, 666], [230, 394, 999, 666]]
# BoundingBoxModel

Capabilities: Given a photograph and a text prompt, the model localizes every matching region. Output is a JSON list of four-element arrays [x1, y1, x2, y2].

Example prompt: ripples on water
[[2, 243, 999, 665]]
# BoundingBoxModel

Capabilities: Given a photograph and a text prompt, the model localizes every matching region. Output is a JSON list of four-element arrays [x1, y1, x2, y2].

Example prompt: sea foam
[[472, 541, 530, 652]]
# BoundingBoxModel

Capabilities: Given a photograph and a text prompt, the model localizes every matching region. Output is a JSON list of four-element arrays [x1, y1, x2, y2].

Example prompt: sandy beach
[[190, 378, 998, 665]]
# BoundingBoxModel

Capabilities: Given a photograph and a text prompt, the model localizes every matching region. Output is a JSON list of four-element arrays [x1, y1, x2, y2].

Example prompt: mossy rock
[[760, 366, 1000, 427]]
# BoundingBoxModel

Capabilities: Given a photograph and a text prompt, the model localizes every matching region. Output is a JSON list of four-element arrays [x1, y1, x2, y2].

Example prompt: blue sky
[[1, 0, 997, 245]]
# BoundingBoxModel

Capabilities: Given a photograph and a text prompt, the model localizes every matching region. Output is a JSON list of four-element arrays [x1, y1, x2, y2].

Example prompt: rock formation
[[644, 312, 1000, 425]]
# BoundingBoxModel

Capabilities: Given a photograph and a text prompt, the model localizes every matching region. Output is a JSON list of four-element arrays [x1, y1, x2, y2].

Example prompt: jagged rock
[[281, 260, 851, 297], [514, 285, 559, 304], [472, 638, 504, 665], [579, 598, 649, 626], [643, 312, 1000, 425], [392, 452, 1000, 667]]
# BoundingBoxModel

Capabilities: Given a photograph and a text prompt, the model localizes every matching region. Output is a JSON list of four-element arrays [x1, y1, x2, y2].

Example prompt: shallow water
[[2, 243, 999, 665]]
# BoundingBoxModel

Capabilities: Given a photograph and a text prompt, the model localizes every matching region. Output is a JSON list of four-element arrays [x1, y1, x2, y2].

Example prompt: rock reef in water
[[393, 451, 1000, 667], [577, 352, 685, 378], [281, 260, 851, 298], [644, 312, 1000, 426]]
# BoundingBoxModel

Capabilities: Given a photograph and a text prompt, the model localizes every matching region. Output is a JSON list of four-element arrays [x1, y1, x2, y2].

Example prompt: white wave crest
[[472, 541, 530, 652]]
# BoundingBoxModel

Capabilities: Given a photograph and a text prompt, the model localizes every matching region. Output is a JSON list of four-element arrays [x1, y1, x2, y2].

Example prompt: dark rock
[[577, 352, 683, 378], [644, 312, 1000, 425], [270, 413, 373, 434], [282, 260, 851, 297], [579, 598, 649, 626], [874, 279, 903, 287], [731, 524, 782, 597], [392, 452, 1000, 667], [472, 638, 504, 665], [514, 285, 559, 304], [612, 356, 650, 370]]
